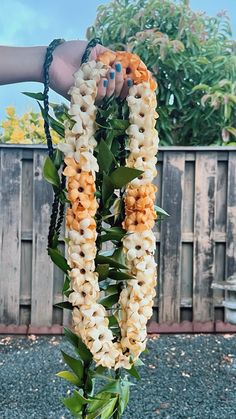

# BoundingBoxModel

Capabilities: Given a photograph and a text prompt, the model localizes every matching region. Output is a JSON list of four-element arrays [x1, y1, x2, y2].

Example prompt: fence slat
[[193, 152, 217, 322], [159, 152, 185, 323], [0, 149, 22, 324], [226, 151, 236, 278], [31, 151, 54, 326]]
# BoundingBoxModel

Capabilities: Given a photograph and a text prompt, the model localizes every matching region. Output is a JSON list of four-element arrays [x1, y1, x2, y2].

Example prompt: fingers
[[95, 77, 108, 106], [95, 62, 133, 104], [112, 62, 124, 97], [120, 78, 133, 101]]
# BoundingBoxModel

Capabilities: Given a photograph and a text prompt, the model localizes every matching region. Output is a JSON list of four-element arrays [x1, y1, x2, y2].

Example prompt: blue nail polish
[[110, 71, 115, 80], [115, 63, 121, 72], [103, 79, 108, 87], [127, 79, 133, 87]]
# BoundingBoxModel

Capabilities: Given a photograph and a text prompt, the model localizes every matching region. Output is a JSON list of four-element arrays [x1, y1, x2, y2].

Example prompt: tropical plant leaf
[[48, 248, 70, 273], [61, 350, 84, 382], [56, 370, 80, 386], [110, 167, 143, 188], [43, 156, 60, 188]]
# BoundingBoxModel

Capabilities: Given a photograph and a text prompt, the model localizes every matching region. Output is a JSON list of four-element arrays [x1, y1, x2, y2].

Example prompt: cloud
[[0, 0, 49, 45]]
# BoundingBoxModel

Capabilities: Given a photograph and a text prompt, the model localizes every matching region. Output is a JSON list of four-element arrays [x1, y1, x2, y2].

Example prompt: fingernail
[[109, 71, 115, 80], [103, 79, 108, 87], [115, 63, 121, 72], [127, 79, 133, 87]]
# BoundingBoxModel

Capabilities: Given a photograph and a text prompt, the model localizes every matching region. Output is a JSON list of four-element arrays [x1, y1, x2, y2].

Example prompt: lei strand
[[58, 55, 159, 370]]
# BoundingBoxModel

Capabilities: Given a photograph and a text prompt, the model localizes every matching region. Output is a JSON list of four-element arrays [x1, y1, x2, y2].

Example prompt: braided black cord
[[43, 39, 65, 159], [43, 37, 103, 250], [81, 37, 102, 65]]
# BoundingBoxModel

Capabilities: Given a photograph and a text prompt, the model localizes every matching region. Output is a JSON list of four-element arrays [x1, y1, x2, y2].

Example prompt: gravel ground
[[0, 334, 236, 419]]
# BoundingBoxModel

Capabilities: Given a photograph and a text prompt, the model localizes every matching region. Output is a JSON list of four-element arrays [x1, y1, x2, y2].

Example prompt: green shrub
[[87, 0, 236, 145]]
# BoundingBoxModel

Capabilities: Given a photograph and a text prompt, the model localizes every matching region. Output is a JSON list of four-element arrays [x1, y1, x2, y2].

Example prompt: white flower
[[71, 115, 95, 135], [69, 285, 98, 306], [134, 254, 157, 273], [129, 141, 158, 157], [123, 231, 156, 260], [68, 224, 97, 244], [68, 84, 96, 104], [86, 326, 113, 353], [57, 136, 77, 157], [127, 82, 157, 107], [80, 304, 108, 328], [74, 60, 108, 84], [126, 154, 157, 172], [129, 169, 156, 186], [74, 150, 99, 172], [126, 124, 157, 143]]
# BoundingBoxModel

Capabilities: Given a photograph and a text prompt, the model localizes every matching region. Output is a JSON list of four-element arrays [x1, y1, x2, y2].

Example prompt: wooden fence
[[0, 144, 236, 333]]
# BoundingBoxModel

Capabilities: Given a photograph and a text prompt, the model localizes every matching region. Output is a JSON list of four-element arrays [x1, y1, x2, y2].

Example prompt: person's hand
[[49, 40, 132, 104]]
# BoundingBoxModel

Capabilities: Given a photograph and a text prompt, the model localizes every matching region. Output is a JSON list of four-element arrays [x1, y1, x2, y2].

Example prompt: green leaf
[[96, 264, 110, 281], [96, 254, 128, 270], [110, 118, 129, 130], [108, 315, 119, 327], [64, 327, 93, 363], [22, 91, 44, 101], [43, 156, 60, 188], [154, 205, 170, 219], [100, 397, 118, 419], [62, 276, 71, 296], [99, 293, 119, 308], [52, 148, 63, 170], [63, 390, 89, 415], [126, 364, 141, 380], [87, 394, 117, 419], [98, 380, 122, 395], [37, 101, 65, 137], [54, 301, 73, 310], [97, 139, 116, 173], [56, 370, 80, 386], [102, 173, 114, 204], [101, 227, 126, 243], [118, 380, 130, 416], [110, 167, 143, 188], [48, 248, 70, 273], [108, 270, 135, 281], [61, 350, 84, 382]]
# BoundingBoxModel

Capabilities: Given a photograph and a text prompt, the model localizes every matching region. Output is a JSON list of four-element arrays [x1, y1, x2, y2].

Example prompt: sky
[[0, 0, 235, 122]]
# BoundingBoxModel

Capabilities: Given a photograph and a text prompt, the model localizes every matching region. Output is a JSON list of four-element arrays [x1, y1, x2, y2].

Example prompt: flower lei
[[58, 53, 159, 371]]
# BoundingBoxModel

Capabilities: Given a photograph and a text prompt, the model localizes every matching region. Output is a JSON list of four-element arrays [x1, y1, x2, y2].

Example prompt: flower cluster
[[0, 106, 60, 144], [59, 56, 158, 370], [97, 51, 157, 91], [118, 81, 159, 359], [59, 61, 132, 370]]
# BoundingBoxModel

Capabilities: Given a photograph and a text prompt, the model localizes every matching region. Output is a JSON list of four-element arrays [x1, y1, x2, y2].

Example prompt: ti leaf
[[63, 390, 89, 416], [97, 139, 116, 173], [96, 254, 128, 270], [48, 248, 70, 273], [110, 167, 143, 188], [96, 264, 110, 281], [22, 91, 44, 101], [64, 327, 93, 363], [102, 173, 114, 204], [108, 270, 135, 281], [99, 293, 119, 308], [61, 351, 84, 382], [43, 156, 60, 188], [56, 370, 80, 386], [54, 301, 73, 310], [101, 227, 126, 242], [154, 205, 170, 219]]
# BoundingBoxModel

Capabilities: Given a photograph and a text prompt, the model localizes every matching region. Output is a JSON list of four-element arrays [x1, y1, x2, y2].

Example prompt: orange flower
[[122, 208, 156, 232], [72, 197, 98, 217], [63, 157, 82, 177], [97, 50, 157, 91]]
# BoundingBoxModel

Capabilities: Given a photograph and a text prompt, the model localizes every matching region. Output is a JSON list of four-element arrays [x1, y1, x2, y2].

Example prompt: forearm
[[0, 45, 47, 85]]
